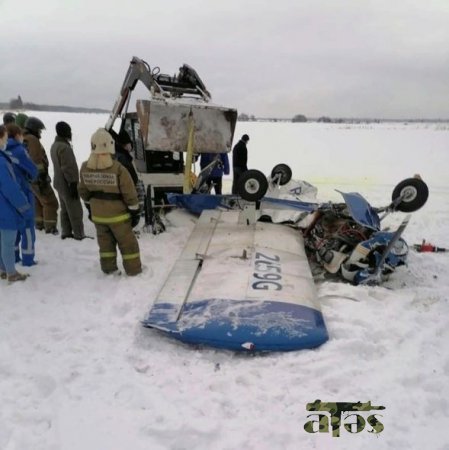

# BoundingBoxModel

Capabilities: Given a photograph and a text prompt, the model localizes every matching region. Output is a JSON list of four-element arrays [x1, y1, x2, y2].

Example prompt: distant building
[[292, 114, 307, 123], [9, 95, 23, 109]]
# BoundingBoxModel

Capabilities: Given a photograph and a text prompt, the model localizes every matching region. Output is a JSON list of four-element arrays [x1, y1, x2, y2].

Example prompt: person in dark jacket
[[0, 125, 33, 282], [199, 152, 230, 194], [5, 124, 38, 266], [50, 122, 85, 240], [115, 129, 138, 185], [114, 129, 145, 216], [232, 134, 249, 194], [23, 116, 59, 234]]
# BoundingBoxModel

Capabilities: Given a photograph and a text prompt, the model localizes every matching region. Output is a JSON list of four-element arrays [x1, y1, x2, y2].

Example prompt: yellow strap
[[92, 213, 130, 224], [122, 252, 140, 260], [100, 252, 117, 258], [183, 112, 195, 194]]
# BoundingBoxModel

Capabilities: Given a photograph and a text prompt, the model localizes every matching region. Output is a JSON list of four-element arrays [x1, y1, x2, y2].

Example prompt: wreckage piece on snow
[[143, 209, 329, 352], [166, 176, 430, 286]]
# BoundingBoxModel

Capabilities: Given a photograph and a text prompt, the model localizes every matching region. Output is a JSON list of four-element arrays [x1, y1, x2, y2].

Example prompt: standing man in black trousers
[[232, 134, 249, 194]]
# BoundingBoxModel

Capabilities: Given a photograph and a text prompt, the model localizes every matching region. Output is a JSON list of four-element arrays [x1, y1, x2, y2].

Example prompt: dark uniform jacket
[[23, 131, 50, 184], [115, 145, 139, 186], [50, 136, 80, 194], [232, 140, 248, 171]]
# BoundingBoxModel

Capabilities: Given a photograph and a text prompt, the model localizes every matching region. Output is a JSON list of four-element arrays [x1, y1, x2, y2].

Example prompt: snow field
[[0, 113, 448, 449]]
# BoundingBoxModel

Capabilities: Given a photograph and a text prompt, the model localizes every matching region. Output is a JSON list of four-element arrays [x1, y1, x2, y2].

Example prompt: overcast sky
[[1, 0, 448, 119]]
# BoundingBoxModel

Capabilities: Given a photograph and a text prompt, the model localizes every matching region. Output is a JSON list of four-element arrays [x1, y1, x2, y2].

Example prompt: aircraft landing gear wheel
[[392, 177, 429, 212], [237, 170, 268, 202], [271, 163, 292, 185]]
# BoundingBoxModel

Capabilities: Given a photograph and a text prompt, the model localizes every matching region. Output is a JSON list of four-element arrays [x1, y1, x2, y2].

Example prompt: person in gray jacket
[[50, 122, 85, 240]]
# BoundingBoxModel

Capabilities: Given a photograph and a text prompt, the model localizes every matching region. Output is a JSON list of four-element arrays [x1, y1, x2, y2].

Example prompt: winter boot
[[7, 272, 29, 283]]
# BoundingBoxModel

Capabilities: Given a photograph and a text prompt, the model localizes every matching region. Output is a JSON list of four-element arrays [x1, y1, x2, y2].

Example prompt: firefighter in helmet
[[78, 128, 142, 276]]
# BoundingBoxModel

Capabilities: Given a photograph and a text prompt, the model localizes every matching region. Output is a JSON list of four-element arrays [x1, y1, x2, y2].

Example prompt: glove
[[69, 182, 79, 199], [129, 209, 140, 228], [84, 203, 92, 222]]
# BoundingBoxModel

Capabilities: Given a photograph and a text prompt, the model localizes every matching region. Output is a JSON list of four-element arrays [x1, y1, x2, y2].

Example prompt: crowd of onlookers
[[0, 112, 144, 282]]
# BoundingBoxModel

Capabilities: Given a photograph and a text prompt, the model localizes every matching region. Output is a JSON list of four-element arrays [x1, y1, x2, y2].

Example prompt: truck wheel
[[237, 170, 268, 202], [392, 178, 429, 212], [271, 163, 292, 185]]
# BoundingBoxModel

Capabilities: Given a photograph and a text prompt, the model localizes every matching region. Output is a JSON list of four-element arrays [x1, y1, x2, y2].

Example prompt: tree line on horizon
[[1, 95, 108, 114], [238, 112, 447, 124], [238, 112, 360, 123], [2, 95, 446, 123]]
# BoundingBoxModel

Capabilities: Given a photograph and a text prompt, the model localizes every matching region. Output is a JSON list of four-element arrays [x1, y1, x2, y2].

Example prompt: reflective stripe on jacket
[[78, 159, 138, 224]]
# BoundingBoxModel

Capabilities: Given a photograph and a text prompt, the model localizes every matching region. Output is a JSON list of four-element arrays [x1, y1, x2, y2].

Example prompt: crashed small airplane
[[145, 169, 428, 352], [105, 56, 428, 352]]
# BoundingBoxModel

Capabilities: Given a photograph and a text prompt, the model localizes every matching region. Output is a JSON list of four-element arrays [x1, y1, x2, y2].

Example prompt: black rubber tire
[[237, 170, 268, 202], [271, 163, 292, 185], [392, 178, 429, 212]]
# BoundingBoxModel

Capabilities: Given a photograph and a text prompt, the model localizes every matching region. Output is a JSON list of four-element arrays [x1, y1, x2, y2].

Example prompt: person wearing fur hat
[[78, 128, 142, 276], [50, 121, 85, 240]]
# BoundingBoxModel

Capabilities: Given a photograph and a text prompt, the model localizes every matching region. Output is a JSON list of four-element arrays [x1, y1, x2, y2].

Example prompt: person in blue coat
[[199, 152, 230, 194], [5, 124, 38, 265], [0, 125, 33, 282]]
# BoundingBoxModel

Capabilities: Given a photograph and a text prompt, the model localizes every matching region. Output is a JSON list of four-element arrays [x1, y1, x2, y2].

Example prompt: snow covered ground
[[1, 112, 448, 450]]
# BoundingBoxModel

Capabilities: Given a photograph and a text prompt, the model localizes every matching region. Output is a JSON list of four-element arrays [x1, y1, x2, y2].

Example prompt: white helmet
[[91, 128, 115, 155]]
